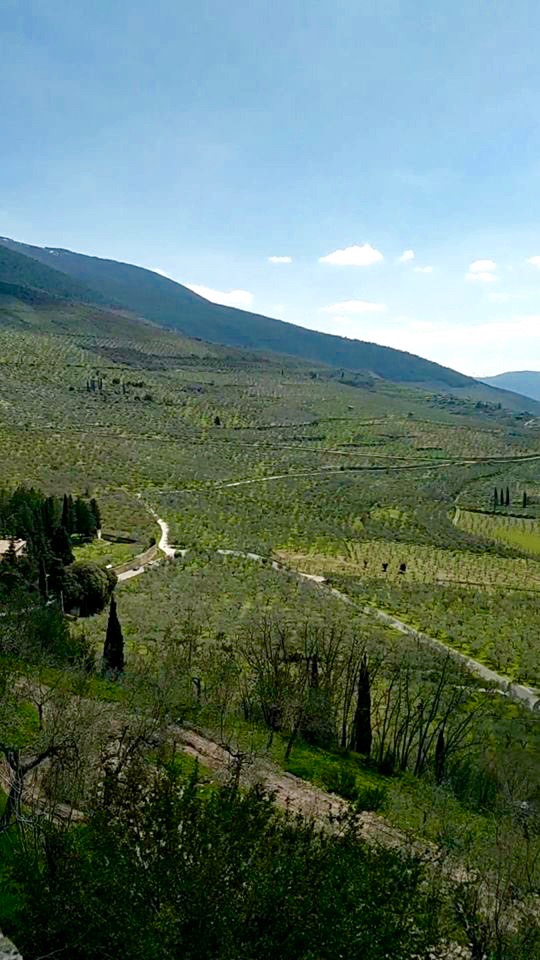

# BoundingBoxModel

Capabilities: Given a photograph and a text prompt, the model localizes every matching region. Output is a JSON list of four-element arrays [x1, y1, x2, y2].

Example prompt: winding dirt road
[[140, 503, 540, 712]]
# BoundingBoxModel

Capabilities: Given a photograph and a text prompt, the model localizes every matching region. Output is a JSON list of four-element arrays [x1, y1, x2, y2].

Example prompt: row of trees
[[493, 487, 532, 510]]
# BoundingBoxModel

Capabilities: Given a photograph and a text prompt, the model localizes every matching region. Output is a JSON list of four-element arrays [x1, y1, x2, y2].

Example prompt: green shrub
[[322, 764, 358, 801], [354, 785, 387, 812]]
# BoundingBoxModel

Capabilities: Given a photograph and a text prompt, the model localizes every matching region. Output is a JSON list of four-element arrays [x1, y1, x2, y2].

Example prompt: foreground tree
[[11, 766, 444, 960]]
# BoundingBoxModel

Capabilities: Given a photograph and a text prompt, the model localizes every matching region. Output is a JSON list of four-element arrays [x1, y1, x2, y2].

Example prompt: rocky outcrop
[[0, 931, 22, 959]]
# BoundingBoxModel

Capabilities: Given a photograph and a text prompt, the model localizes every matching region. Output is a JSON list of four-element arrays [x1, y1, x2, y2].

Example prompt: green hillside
[[2, 237, 540, 416], [0, 242, 112, 307], [0, 237, 475, 387]]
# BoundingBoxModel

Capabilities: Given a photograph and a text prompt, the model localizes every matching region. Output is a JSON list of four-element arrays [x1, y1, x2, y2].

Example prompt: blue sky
[[3, 0, 540, 376]]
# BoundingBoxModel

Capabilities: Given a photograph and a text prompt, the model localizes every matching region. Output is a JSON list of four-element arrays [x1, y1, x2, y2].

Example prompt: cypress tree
[[61, 494, 75, 535], [90, 498, 101, 531], [350, 654, 372, 756], [494, 488, 499, 510], [500, 489, 505, 507], [505, 486, 510, 507], [74, 498, 96, 540], [523, 491, 528, 509], [435, 729, 446, 784], [103, 595, 124, 675], [51, 525, 74, 566]]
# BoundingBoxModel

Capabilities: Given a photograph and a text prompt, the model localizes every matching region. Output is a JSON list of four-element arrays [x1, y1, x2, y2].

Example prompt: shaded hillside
[[0, 238, 475, 387], [0, 242, 112, 307], [483, 371, 540, 402]]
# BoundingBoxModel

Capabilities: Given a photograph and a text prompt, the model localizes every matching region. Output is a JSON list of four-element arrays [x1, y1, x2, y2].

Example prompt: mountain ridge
[[482, 370, 540, 402], [2, 236, 540, 414], [0, 237, 474, 387]]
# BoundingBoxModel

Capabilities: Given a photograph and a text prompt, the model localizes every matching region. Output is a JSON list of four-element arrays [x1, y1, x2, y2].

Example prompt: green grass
[[73, 538, 142, 567]]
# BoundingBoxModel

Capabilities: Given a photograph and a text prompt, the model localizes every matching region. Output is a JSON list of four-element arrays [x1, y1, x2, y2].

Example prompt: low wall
[[113, 543, 158, 576]]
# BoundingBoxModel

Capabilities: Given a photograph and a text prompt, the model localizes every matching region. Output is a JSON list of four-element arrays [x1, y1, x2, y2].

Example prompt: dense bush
[[0, 602, 91, 666], [62, 560, 117, 616], [11, 767, 442, 960]]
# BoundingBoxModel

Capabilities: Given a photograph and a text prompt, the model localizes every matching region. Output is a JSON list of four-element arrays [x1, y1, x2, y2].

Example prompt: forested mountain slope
[[2, 237, 540, 415], [0, 237, 476, 387]]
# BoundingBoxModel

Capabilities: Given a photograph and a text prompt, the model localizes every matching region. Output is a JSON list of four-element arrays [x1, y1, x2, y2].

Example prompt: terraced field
[[455, 507, 540, 556]]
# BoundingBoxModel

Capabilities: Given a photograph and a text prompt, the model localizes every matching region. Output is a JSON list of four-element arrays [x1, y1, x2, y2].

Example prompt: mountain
[[482, 371, 540, 403], [0, 242, 112, 308], [0, 237, 474, 388], [1, 236, 540, 415]]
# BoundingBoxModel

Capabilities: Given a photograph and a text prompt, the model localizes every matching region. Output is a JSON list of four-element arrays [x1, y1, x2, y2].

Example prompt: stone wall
[[112, 542, 158, 575]]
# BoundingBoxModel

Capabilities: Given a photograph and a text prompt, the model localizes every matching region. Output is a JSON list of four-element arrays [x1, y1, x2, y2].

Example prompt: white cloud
[[321, 300, 386, 315], [466, 258, 497, 282], [526, 255, 540, 267], [468, 258, 497, 273], [297, 313, 540, 376], [185, 283, 254, 309], [398, 249, 415, 262], [319, 243, 384, 266], [268, 255, 292, 264], [414, 265, 433, 274], [152, 267, 175, 279]]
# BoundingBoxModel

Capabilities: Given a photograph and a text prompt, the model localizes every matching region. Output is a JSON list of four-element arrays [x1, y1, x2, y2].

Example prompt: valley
[[1, 242, 540, 958]]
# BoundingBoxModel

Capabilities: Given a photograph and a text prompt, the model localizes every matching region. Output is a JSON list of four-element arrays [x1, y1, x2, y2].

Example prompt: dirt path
[[152, 450, 540, 498], [177, 541, 540, 711], [118, 497, 540, 712], [169, 725, 425, 854]]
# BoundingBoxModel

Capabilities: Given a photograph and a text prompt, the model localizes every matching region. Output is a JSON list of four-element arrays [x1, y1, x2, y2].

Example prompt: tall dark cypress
[[61, 494, 74, 535], [350, 654, 372, 756], [505, 486, 510, 507], [5, 537, 18, 566], [435, 729, 446, 784], [74, 498, 96, 540], [51, 525, 74, 566], [103, 595, 124, 675], [493, 488, 499, 510], [90, 498, 101, 531]]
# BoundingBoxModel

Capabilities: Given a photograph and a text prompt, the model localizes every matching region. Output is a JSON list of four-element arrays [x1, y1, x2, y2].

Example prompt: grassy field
[[455, 507, 540, 556]]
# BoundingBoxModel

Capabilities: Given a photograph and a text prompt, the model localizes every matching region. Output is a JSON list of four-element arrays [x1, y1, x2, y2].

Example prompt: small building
[[0, 539, 27, 560]]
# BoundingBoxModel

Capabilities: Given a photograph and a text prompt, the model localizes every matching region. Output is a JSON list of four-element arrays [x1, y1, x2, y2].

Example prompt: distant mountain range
[[482, 371, 540, 402], [1, 235, 539, 414]]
